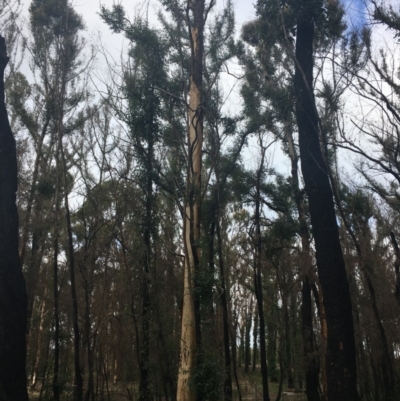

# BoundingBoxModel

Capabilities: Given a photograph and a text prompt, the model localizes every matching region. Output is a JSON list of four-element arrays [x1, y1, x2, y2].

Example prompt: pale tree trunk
[[177, 1, 207, 401], [31, 284, 48, 390]]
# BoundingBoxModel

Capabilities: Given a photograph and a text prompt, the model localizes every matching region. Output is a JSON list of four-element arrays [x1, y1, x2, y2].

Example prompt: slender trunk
[[328, 143, 395, 399], [389, 232, 400, 305], [216, 216, 233, 401], [20, 119, 49, 267], [83, 275, 94, 401], [283, 303, 294, 389], [294, 7, 359, 400], [253, 307, 258, 372], [31, 286, 48, 390], [0, 35, 29, 401], [139, 135, 153, 401], [60, 136, 83, 401], [244, 298, 252, 374], [53, 220, 60, 401], [301, 277, 321, 401], [26, 226, 46, 333], [285, 127, 320, 401], [231, 312, 242, 401], [253, 144, 270, 401], [364, 266, 395, 400], [177, 2, 207, 401]]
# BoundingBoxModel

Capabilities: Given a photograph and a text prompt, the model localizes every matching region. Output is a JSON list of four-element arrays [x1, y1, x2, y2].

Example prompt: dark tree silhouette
[[294, 2, 359, 400], [0, 34, 28, 401]]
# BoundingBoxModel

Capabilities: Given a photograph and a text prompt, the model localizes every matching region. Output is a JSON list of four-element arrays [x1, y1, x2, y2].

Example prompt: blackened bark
[[389, 232, 400, 305], [138, 133, 153, 401], [294, 6, 359, 401], [254, 149, 270, 401], [285, 126, 320, 401], [252, 310, 258, 372], [301, 277, 321, 401], [60, 139, 83, 401], [53, 235, 60, 401], [0, 35, 29, 401], [244, 298, 252, 374], [216, 216, 233, 401], [283, 303, 294, 389]]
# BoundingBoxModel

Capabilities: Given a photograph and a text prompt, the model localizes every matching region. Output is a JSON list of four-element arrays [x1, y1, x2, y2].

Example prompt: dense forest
[[1, 0, 400, 400]]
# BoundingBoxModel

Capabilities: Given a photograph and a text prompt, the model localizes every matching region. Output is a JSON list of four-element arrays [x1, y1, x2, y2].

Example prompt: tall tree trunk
[[26, 224, 46, 332], [253, 306, 258, 372], [139, 134, 153, 401], [244, 299, 252, 374], [60, 126, 83, 401], [20, 119, 49, 267], [177, 1, 207, 401], [389, 232, 400, 305], [301, 277, 321, 401], [285, 127, 320, 401], [83, 270, 95, 401], [216, 214, 233, 401], [253, 141, 270, 401], [293, 6, 359, 400], [31, 282, 49, 390], [53, 203, 61, 401], [0, 35, 29, 401]]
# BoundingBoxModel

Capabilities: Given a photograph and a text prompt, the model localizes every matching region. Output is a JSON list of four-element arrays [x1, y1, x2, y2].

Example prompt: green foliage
[[30, 0, 84, 35], [190, 352, 224, 401], [35, 176, 55, 199]]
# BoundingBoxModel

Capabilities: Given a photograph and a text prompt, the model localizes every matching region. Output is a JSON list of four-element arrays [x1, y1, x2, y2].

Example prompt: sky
[[70, 0, 368, 43], [14, 0, 389, 178], [342, 0, 368, 28]]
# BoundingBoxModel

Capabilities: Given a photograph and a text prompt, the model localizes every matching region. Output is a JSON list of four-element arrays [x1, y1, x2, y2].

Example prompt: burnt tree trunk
[[294, 5, 359, 401], [389, 232, 400, 305], [285, 126, 320, 401], [0, 35, 29, 401], [253, 142, 270, 401]]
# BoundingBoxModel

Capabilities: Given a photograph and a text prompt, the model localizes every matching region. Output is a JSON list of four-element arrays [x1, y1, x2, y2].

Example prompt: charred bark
[[389, 232, 400, 305], [294, 6, 359, 401], [0, 35, 29, 401], [253, 144, 270, 401]]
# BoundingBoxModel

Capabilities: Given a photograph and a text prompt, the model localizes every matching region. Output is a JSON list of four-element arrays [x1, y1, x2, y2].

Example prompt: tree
[[0, 34, 29, 401], [293, 1, 359, 399], [27, 0, 89, 398]]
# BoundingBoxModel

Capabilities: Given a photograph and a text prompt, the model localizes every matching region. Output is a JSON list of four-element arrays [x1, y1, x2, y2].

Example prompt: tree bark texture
[[0, 35, 29, 401], [138, 126, 154, 401], [60, 93, 83, 401], [216, 216, 233, 401], [253, 146, 270, 401], [285, 127, 320, 401], [389, 231, 400, 305], [177, 2, 205, 401], [294, 6, 359, 401]]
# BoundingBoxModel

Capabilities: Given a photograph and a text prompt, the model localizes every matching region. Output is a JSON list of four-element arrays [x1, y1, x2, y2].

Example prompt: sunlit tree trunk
[[177, 2, 206, 401]]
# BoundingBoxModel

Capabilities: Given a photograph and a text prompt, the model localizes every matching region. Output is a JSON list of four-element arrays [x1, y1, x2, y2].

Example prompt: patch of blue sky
[[341, 0, 368, 29]]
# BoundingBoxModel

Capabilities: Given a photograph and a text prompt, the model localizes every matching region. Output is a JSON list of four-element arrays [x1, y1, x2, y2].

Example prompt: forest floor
[[234, 368, 307, 401], [29, 367, 307, 401]]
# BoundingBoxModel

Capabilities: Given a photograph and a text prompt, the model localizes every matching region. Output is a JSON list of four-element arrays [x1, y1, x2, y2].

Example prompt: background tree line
[[1, 0, 400, 401]]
